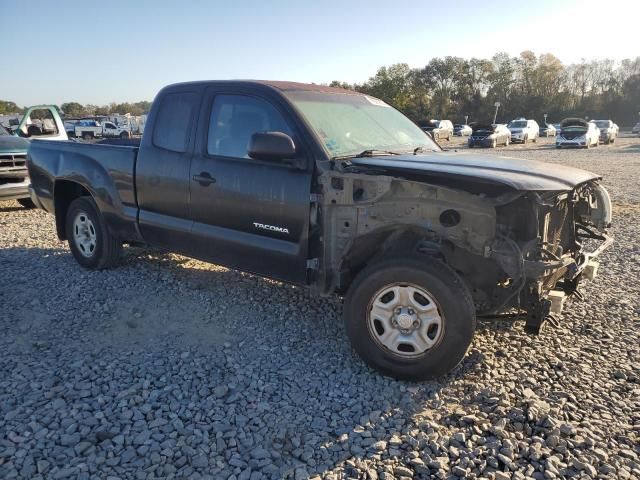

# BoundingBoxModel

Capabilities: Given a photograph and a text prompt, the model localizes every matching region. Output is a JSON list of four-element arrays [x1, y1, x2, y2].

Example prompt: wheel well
[[54, 180, 91, 240], [337, 227, 444, 294]]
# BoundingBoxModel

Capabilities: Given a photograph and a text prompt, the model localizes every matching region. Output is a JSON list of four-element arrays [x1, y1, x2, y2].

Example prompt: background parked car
[[468, 123, 510, 148], [453, 124, 472, 136], [422, 119, 453, 141], [632, 122, 640, 135], [102, 121, 131, 139], [73, 120, 102, 140], [556, 118, 599, 149], [539, 123, 557, 137], [591, 119, 617, 144], [552, 123, 562, 135], [507, 118, 539, 143]]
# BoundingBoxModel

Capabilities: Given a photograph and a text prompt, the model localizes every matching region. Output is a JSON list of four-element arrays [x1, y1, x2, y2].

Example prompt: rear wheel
[[343, 256, 476, 380], [82, 132, 93, 141], [65, 197, 121, 269], [119, 131, 129, 139]]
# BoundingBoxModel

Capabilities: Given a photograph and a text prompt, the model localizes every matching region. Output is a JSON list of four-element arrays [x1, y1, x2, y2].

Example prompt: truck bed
[[28, 140, 140, 241]]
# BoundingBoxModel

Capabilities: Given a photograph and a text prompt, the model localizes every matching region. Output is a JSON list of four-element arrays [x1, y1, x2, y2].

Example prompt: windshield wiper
[[333, 149, 402, 161]]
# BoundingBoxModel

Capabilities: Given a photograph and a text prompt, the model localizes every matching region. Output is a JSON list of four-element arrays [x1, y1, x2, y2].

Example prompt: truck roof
[[163, 80, 359, 95]]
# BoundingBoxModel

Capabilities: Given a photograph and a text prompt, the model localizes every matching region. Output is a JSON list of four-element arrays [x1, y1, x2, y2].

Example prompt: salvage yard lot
[[0, 137, 639, 479]]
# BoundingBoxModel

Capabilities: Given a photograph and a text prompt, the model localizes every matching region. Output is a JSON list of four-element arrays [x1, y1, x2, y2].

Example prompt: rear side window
[[207, 95, 292, 158], [153, 91, 196, 153]]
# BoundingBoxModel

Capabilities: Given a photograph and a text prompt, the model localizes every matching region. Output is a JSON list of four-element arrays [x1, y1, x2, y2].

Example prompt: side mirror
[[248, 131, 296, 161]]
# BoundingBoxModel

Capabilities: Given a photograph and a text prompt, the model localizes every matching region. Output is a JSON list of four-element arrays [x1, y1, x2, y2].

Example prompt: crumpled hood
[[351, 151, 600, 191], [0, 135, 29, 154]]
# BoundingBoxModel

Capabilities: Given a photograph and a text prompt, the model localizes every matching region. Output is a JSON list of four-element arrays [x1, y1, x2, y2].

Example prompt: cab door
[[136, 86, 201, 250], [187, 87, 313, 284]]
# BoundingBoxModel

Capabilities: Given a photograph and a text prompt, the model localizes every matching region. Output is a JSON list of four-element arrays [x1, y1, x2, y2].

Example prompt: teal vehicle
[[0, 105, 67, 206]]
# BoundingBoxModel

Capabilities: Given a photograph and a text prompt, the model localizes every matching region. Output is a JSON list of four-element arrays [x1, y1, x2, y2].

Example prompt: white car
[[591, 120, 617, 145], [556, 118, 599, 149], [73, 120, 102, 140], [507, 118, 539, 143], [102, 121, 130, 139], [454, 124, 472, 136]]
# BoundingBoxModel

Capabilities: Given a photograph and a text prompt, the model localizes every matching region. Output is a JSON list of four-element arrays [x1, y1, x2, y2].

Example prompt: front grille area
[[0, 154, 27, 169], [561, 132, 584, 140]]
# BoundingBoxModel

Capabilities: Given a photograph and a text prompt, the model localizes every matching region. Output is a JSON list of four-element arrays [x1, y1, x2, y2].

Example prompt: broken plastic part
[[547, 290, 566, 315], [583, 260, 599, 281]]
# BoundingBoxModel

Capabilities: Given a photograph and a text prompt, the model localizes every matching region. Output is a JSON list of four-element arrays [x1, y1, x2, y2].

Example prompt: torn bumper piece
[[523, 232, 613, 333]]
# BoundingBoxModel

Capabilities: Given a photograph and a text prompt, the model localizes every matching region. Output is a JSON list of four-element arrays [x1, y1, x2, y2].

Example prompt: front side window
[[207, 95, 292, 158], [153, 91, 196, 153], [285, 91, 438, 158]]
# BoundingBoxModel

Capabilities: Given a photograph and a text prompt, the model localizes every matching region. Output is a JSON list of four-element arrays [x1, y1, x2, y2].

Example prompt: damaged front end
[[491, 181, 612, 333], [313, 162, 612, 334]]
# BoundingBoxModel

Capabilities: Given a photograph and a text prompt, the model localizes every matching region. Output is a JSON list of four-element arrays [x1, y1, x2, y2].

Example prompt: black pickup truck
[[27, 81, 613, 380]]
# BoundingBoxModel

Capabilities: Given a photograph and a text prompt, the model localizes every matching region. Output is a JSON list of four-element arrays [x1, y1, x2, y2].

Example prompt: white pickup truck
[[71, 120, 130, 140]]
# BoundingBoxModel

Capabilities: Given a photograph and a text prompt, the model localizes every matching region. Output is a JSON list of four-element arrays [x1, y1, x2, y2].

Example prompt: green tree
[[0, 100, 21, 115], [60, 102, 86, 117]]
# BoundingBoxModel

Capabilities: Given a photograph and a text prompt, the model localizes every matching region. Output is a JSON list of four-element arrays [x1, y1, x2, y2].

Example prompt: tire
[[82, 132, 92, 141], [505, 136, 510, 146], [491, 139, 497, 148], [65, 197, 121, 269], [523, 135, 528, 144], [343, 256, 476, 381], [119, 132, 129, 139], [17, 198, 35, 209], [533, 135, 537, 143]]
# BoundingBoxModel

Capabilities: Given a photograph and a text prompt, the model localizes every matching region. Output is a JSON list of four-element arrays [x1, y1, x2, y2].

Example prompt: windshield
[[594, 120, 609, 128], [285, 91, 439, 158], [508, 120, 527, 128]]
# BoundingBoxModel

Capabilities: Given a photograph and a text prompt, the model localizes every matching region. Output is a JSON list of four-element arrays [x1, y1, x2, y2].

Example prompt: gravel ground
[[1, 136, 639, 479]]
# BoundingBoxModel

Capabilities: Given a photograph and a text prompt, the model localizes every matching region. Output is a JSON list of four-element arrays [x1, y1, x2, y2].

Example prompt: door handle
[[192, 171, 216, 186]]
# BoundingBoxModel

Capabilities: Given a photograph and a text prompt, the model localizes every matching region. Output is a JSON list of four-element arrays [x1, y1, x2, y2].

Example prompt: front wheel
[[65, 197, 121, 269], [343, 256, 476, 380]]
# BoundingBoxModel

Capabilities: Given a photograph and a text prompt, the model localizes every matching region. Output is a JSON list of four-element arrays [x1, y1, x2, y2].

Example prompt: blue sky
[[1, 0, 638, 106]]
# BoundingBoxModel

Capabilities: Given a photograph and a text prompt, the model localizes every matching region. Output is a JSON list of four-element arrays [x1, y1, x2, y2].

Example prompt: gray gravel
[[1, 136, 639, 479]]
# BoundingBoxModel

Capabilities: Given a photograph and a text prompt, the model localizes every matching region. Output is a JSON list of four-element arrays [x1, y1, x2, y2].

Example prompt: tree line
[[330, 51, 640, 126], [0, 100, 152, 117]]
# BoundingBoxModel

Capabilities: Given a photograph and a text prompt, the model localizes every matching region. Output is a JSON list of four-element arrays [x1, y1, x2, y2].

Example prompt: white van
[[507, 118, 539, 143]]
